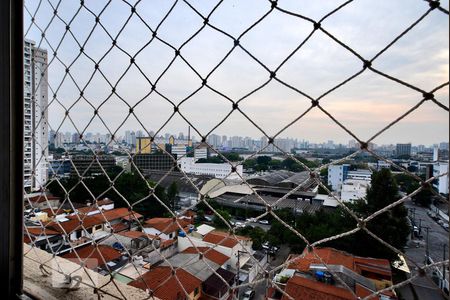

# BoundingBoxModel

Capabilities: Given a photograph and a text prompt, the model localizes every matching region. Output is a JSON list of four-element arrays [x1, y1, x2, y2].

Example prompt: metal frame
[[0, 0, 24, 298]]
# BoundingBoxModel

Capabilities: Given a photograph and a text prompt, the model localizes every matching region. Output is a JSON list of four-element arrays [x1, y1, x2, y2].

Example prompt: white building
[[340, 179, 370, 202], [433, 162, 449, 194], [172, 144, 187, 158], [347, 169, 372, 182], [179, 157, 243, 179], [327, 164, 349, 191], [24, 40, 48, 190], [194, 147, 208, 160]]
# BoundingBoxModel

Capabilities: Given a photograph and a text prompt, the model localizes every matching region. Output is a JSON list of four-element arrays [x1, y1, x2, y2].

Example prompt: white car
[[258, 220, 269, 225], [246, 218, 256, 223], [235, 222, 245, 228]]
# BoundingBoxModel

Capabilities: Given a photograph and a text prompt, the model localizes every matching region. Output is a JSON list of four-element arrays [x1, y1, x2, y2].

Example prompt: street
[[249, 245, 291, 300], [403, 201, 449, 300]]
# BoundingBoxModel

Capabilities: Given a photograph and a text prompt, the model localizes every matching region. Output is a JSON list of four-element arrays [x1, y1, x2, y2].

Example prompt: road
[[405, 202, 448, 266], [230, 218, 271, 232], [249, 245, 291, 300], [403, 201, 449, 300]]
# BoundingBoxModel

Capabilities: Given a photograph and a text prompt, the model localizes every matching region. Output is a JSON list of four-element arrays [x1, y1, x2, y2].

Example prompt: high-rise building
[[24, 40, 49, 190], [396, 143, 411, 157]]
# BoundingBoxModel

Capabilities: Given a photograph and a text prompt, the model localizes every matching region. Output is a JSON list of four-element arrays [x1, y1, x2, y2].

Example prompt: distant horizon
[[50, 129, 449, 148], [27, 0, 449, 146]]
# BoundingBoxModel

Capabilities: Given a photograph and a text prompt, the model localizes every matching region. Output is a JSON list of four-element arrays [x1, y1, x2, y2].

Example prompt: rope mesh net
[[23, 0, 449, 299]]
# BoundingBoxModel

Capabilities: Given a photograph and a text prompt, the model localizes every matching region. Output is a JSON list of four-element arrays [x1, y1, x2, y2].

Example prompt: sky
[[25, 0, 449, 145]]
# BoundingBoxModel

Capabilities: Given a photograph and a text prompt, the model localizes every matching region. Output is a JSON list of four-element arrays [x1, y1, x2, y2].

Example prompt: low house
[[128, 266, 202, 300], [202, 268, 236, 300], [182, 247, 230, 269], [179, 228, 254, 272], [143, 217, 191, 240], [61, 244, 123, 272], [268, 247, 396, 300], [45, 208, 143, 249], [25, 193, 60, 210]]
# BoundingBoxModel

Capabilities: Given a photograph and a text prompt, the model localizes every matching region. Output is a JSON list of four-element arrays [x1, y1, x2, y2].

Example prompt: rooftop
[[61, 244, 122, 270], [128, 266, 202, 300], [182, 247, 230, 266]]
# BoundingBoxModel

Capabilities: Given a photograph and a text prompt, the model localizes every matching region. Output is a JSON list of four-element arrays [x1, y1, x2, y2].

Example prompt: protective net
[[23, 0, 449, 299]]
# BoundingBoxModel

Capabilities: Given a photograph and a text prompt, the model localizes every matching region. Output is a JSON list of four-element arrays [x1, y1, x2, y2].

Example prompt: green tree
[[413, 188, 433, 207], [213, 209, 232, 228], [167, 181, 179, 211], [353, 169, 410, 260]]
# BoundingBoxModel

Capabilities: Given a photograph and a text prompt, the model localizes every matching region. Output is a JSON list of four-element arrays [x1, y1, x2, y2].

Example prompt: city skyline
[[50, 128, 449, 149], [25, 0, 449, 146]]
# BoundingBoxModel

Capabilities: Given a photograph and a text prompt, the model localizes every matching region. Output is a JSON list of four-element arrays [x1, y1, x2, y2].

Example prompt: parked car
[[262, 241, 270, 250], [246, 218, 256, 223], [235, 222, 245, 228], [258, 219, 269, 225], [242, 289, 255, 300]]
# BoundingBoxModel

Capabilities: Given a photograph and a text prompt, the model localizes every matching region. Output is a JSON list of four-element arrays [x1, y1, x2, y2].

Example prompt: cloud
[[25, 0, 449, 145]]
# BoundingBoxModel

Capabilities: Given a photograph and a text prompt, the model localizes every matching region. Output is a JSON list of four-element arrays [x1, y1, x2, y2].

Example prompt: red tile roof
[[61, 245, 122, 269], [182, 247, 230, 266], [287, 248, 391, 278], [47, 208, 139, 234], [282, 275, 357, 300], [144, 218, 190, 234], [203, 231, 249, 248], [128, 266, 202, 300], [26, 227, 60, 236]]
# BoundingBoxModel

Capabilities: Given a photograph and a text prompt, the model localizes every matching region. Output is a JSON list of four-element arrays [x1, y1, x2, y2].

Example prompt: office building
[[327, 164, 349, 191], [396, 143, 411, 157]]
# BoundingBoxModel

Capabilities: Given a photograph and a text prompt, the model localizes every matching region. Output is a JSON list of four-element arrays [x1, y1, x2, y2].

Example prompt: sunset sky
[[25, 0, 449, 145]]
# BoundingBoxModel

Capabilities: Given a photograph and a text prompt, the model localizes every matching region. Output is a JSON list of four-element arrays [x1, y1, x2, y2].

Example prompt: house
[[143, 217, 191, 240], [25, 193, 60, 210], [61, 244, 123, 271], [45, 208, 143, 248], [100, 230, 178, 265], [182, 247, 230, 268], [24, 226, 63, 252], [268, 247, 396, 300], [202, 268, 236, 300], [191, 224, 215, 239], [128, 266, 202, 300]]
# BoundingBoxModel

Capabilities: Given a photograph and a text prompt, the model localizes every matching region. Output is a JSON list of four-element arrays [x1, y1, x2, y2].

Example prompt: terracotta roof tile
[[144, 218, 190, 234], [61, 245, 122, 269], [47, 208, 139, 234], [26, 227, 60, 236], [128, 266, 202, 300], [202, 231, 248, 248], [282, 275, 356, 300], [287, 247, 391, 278], [182, 247, 230, 265]]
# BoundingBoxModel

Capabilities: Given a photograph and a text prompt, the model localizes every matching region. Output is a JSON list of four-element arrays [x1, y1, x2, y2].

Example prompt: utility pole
[[443, 243, 447, 280], [422, 226, 431, 263]]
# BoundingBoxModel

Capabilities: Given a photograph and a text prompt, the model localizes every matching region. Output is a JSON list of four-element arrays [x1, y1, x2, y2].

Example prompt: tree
[[167, 181, 179, 211], [318, 183, 332, 195], [413, 188, 433, 207], [213, 209, 232, 228], [395, 174, 420, 194], [355, 169, 410, 260]]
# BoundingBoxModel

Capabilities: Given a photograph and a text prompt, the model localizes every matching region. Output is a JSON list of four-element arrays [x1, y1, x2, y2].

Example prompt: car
[[245, 218, 255, 223], [235, 222, 245, 228], [258, 219, 269, 225], [242, 289, 255, 300], [262, 241, 270, 250]]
